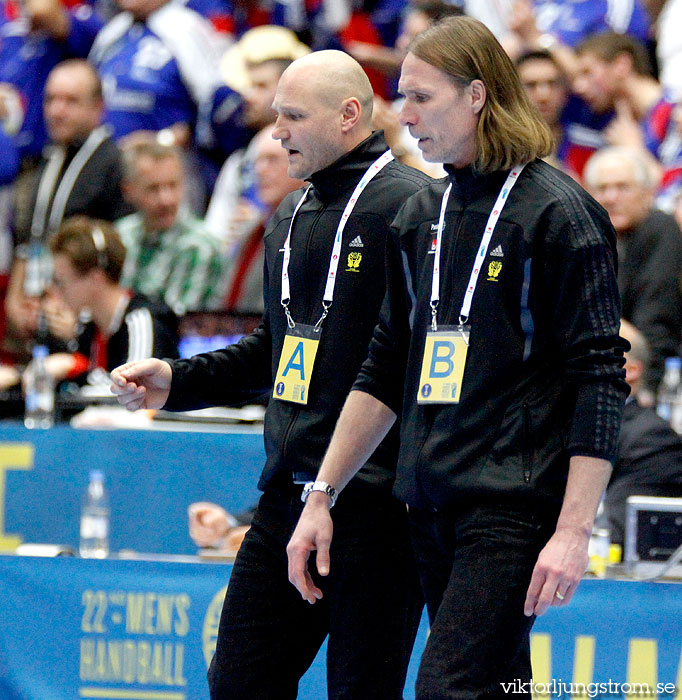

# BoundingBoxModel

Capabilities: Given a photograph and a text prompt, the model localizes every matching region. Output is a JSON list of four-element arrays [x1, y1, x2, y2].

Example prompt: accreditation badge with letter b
[[417, 326, 470, 404], [273, 324, 320, 405]]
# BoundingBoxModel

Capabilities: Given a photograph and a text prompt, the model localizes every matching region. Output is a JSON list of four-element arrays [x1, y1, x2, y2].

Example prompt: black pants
[[409, 503, 558, 700], [208, 484, 424, 700]]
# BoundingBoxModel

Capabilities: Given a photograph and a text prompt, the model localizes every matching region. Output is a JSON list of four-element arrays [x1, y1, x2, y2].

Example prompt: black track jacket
[[353, 160, 630, 512], [165, 132, 432, 492]]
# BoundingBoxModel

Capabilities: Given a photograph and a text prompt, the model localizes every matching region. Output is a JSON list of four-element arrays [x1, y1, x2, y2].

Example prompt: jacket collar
[[308, 131, 389, 203], [444, 163, 509, 207]]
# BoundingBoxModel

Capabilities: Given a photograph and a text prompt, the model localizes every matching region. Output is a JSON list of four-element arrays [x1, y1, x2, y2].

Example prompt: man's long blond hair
[[410, 16, 554, 173]]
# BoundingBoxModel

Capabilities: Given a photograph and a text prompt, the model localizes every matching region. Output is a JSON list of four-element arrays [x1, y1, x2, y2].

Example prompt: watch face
[[301, 481, 336, 507]]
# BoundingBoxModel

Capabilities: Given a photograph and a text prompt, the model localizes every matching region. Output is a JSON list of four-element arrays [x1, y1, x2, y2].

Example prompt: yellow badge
[[417, 327, 469, 404], [346, 252, 362, 272], [273, 324, 321, 405], [487, 260, 502, 281]]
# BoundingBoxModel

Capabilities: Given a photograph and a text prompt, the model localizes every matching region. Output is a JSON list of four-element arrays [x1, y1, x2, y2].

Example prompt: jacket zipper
[[414, 208, 465, 507], [282, 405, 301, 478], [283, 198, 326, 479], [414, 411, 437, 509], [442, 213, 465, 322], [522, 401, 532, 484], [303, 204, 327, 323]]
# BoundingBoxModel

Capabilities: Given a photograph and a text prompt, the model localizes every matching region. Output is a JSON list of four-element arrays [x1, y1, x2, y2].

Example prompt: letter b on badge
[[418, 329, 468, 404], [429, 340, 455, 377]]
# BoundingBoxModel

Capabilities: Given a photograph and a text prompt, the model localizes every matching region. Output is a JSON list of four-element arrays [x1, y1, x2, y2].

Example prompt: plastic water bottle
[[657, 357, 682, 432], [24, 344, 55, 429], [80, 470, 110, 558]]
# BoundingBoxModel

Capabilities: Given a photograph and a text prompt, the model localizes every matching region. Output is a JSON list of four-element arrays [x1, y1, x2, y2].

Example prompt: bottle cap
[[32, 345, 49, 359], [89, 469, 104, 482], [609, 543, 622, 564], [665, 356, 682, 369]]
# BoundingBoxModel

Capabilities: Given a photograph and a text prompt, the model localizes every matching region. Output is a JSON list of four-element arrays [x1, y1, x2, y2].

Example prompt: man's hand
[[0, 364, 20, 391], [525, 455, 611, 616], [508, 0, 541, 45], [286, 392, 396, 603], [605, 98, 645, 149], [523, 524, 590, 617], [7, 297, 41, 338], [42, 294, 77, 341], [287, 492, 334, 604], [188, 502, 231, 548], [110, 359, 172, 410]]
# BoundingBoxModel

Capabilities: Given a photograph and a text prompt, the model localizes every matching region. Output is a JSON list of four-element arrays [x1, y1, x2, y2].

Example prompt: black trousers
[[208, 484, 424, 700], [409, 503, 558, 700]]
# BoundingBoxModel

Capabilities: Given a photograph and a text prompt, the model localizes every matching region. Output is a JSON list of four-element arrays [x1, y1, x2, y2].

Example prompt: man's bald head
[[280, 51, 374, 127], [272, 50, 376, 179]]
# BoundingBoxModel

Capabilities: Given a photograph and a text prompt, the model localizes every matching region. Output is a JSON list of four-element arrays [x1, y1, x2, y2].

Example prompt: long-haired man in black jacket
[[288, 17, 630, 700]]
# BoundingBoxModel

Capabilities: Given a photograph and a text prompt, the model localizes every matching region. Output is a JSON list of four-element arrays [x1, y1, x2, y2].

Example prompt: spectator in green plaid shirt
[[117, 139, 223, 315]]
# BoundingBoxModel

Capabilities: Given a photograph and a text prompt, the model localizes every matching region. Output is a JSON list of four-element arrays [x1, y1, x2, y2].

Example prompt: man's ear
[[340, 97, 362, 132], [470, 79, 487, 116]]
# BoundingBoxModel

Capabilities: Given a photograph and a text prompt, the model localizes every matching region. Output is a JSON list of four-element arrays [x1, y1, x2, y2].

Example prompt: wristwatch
[[301, 481, 337, 508]]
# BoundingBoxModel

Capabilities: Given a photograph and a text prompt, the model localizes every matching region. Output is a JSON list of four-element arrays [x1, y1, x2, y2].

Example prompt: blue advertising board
[[0, 555, 680, 700], [1, 424, 681, 699], [0, 424, 264, 555]]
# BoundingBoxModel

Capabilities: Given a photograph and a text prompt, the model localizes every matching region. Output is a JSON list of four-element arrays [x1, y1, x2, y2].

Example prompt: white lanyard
[[31, 147, 66, 240], [31, 125, 110, 241], [280, 149, 394, 329], [430, 164, 526, 330]]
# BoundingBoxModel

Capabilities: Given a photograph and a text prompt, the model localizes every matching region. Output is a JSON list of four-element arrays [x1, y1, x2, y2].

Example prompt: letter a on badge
[[273, 325, 321, 405], [283, 341, 305, 379]]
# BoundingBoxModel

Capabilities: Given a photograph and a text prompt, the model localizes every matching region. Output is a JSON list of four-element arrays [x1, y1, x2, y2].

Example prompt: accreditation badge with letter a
[[417, 325, 470, 404], [273, 324, 320, 405]]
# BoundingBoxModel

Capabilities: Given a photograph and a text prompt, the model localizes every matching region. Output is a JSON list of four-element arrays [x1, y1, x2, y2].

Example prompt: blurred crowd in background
[[0, 0, 681, 399]]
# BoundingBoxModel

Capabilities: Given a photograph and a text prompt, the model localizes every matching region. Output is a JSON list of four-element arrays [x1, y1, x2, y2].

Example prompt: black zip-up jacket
[[353, 159, 630, 512], [15, 131, 133, 256], [165, 132, 432, 492], [77, 293, 179, 372], [618, 209, 682, 391]]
